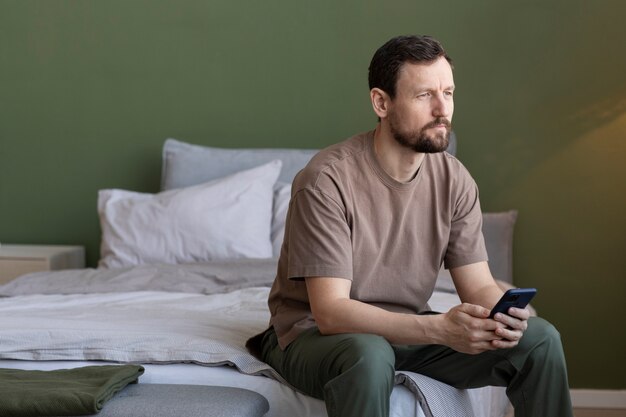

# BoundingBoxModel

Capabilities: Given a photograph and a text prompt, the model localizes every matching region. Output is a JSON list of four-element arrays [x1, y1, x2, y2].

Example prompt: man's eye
[[444, 91, 454, 97], [417, 92, 430, 99]]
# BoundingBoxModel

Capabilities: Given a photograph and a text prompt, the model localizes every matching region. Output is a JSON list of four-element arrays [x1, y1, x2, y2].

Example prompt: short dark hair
[[368, 35, 452, 98]]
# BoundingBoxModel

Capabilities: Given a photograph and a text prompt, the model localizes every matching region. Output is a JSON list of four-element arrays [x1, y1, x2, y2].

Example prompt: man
[[249, 35, 572, 417]]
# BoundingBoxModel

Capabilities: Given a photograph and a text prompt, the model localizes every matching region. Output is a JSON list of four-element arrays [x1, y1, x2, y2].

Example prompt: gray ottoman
[[86, 384, 270, 417]]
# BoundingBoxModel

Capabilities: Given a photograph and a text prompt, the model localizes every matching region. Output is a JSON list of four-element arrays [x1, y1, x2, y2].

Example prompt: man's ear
[[370, 88, 390, 119]]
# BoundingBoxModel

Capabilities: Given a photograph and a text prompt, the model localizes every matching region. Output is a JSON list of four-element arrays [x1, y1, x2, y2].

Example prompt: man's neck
[[373, 124, 425, 183]]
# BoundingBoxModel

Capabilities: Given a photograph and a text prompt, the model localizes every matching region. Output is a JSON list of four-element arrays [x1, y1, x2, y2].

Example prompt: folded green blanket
[[0, 365, 144, 416]]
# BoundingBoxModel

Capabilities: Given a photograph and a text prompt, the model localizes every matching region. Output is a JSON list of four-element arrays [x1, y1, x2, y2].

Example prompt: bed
[[0, 134, 517, 417]]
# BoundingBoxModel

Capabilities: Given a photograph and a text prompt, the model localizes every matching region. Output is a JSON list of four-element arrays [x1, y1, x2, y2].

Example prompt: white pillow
[[271, 182, 292, 257], [98, 160, 282, 268]]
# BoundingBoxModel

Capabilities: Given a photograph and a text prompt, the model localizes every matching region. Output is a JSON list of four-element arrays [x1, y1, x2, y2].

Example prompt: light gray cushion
[[435, 210, 518, 292], [161, 138, 318, 191], [83, 384, 269, 417]]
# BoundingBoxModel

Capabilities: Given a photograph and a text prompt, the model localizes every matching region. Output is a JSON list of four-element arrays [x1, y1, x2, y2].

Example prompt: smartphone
[[489, 288, 537, 319]]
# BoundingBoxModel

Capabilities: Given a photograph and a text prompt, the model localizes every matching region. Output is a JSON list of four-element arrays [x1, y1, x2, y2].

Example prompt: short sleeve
[[443, 168, 488, 269], [286, 188, 353, 280]]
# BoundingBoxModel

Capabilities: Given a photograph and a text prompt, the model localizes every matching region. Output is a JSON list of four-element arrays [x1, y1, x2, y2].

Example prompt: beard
[[389, 115, 451, 153]]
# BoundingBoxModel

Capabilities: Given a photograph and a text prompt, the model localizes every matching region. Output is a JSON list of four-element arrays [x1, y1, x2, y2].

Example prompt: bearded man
[[248, 35, 573, 417]]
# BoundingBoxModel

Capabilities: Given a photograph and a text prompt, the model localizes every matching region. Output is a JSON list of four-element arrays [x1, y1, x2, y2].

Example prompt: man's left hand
[[490, 307, 530, 349]]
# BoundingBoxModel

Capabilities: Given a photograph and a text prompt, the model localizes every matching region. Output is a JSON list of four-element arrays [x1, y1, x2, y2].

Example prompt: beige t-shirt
[[268, 130, 488, 349]]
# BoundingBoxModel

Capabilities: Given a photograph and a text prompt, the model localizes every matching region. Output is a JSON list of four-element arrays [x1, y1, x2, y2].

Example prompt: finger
[[481, 317, 509, 331], [491, 338, 520, 349], [493, 312, 527, 331], [458, 303, 491, 319], [494, 326, 523, 342], [507, 307, 531, 320]]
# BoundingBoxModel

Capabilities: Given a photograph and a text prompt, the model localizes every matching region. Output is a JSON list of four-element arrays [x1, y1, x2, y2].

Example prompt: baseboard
[[571, 389, 626, 409]]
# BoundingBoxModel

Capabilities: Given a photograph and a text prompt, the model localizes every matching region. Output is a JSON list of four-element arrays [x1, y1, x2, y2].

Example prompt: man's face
[[386, 57, 454, 153]]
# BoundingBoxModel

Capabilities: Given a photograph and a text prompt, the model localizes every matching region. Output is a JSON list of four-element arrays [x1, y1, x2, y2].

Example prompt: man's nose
[[433, 94, 452, 118]]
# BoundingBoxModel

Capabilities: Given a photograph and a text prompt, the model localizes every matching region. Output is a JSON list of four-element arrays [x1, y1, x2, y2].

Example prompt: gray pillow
[[161, 138, 318, 191], [435, 210, 518, 292]]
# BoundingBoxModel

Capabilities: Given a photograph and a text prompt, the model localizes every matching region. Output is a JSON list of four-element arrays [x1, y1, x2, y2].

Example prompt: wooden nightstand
[[0, 244, 85, 285]]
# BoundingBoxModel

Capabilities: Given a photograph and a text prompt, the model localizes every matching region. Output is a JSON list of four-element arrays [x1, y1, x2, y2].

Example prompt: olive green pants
[[260, 317, 572, 417]]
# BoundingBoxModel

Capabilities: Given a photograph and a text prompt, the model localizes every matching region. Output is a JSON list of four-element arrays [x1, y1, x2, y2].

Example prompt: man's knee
[[523, 317, 561, 344], [518, 317, 566, 365]]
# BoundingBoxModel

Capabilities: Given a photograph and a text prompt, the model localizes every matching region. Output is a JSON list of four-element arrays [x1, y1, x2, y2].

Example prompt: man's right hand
[[438, 303, 508, 354]]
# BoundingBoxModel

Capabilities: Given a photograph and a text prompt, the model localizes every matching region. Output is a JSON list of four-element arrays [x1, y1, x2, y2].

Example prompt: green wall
[[1, 0, 624, 389]]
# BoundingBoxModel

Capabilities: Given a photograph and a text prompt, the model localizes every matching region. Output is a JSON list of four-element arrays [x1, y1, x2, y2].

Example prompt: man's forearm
[[461, 282, 504, 310], [450, 262, 504, 309], [313, 296, 446, 345]]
